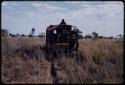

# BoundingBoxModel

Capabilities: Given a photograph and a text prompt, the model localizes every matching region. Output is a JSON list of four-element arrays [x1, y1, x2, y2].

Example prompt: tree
[[38, 32, 45, 37], [78, 29, 83, 39], [31, 28, 35, 35], [85, 34, 92, 39], [117, 34, 123, 39], [98, 36, 104, 39], [21, 34, 25, 37], [92, 32, 98, 38], [1, 29, 8, 37], [12, 34, 16, 37], [29, 28, 35, 37], [9, 33, 13, 37]]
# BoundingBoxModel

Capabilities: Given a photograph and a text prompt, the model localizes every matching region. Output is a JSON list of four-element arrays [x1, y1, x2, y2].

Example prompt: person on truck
[[60, 19, 66, 25]]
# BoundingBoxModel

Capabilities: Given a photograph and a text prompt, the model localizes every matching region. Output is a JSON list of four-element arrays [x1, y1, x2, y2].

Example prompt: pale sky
[[2, 1, 124, 37]]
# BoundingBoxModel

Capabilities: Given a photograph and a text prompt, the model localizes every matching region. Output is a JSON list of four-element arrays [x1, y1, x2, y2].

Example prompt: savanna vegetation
[[1, 36, 123, 84]]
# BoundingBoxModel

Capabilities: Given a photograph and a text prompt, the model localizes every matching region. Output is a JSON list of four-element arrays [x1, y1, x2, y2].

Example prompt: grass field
[[1, 37, 123, 84]]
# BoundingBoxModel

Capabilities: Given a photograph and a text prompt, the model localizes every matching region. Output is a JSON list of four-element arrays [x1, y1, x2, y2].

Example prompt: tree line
[[1, 28, 45, 38], [78, 30, 123, 39], [1, 28, 123, 39]]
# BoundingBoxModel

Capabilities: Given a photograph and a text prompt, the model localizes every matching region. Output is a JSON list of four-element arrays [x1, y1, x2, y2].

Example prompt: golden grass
[[1, 37, 123, 84]]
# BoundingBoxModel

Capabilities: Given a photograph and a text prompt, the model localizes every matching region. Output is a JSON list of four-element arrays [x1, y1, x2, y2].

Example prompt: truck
[[46, 19, 79, 52]]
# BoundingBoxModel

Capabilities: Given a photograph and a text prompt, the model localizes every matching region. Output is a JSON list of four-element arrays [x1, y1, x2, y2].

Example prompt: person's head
[[60, 19, 66, 24], [62, 19, 64, 22]]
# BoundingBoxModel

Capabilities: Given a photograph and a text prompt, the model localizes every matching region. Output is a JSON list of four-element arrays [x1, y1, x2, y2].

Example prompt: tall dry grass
[[1, 37, 52, 84], [1, 37, 123, 84]]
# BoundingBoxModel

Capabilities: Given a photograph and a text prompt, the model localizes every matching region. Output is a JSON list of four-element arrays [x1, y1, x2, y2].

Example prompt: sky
[[2, 1, 124, 37]]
